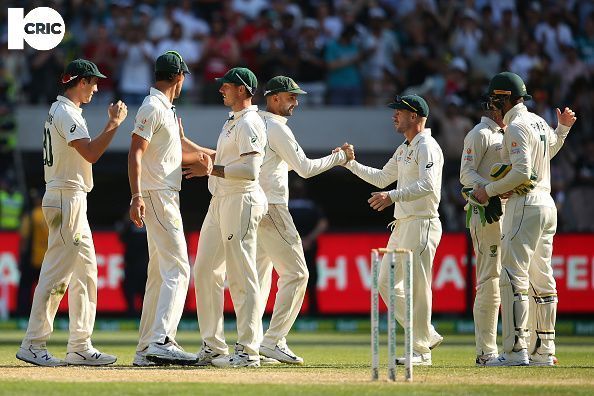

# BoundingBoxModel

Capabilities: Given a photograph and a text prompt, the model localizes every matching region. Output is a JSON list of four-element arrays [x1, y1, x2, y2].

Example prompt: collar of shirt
[[503, 102, 527, 126], [229, 105, 258, 120], [56, 95, 82, 114], [480, 116, 504, 133], [408, 128, 432, 147], [149, 87, 174, 110], [259, 110, 287, 125]]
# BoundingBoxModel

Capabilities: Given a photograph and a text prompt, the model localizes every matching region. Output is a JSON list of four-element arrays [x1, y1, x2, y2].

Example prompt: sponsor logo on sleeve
[[69, 124, 76, 133]]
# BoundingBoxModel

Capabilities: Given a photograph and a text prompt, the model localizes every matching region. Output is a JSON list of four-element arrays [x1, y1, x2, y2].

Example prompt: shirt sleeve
[[131, 105, 159, 142], [270, 125, 346, 178], [345, 151, 399, 189], [389, 142, 442, 202], [548, 124, 570, 159], [460, 128, 490, 187], [237, 118, 266, 156], [485, 125, 531, 197], [60, 110, 90, 144]]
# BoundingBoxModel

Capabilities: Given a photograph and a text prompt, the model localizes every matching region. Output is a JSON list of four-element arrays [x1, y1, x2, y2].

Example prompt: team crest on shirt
[[404, 150, 413, 163], [489, 245, 498, 257]]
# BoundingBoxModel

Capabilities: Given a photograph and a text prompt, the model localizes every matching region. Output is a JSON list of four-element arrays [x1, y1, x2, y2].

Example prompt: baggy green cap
[[264, 76, 307, 96], [155, 51, 190, 74], [216, 67, 258, 95], [61, 59, 106, 83], [487, 72, 532, 101], [388, 94, 429, 117]]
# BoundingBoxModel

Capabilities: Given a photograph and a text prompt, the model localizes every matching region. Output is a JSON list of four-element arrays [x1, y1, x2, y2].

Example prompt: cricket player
[[16, 59, 127, 366], [128, 51, 212, 366], [184, 67, 267, 368], [343, 95, 443, 366], [473, 72, 576, 366], [459, 100, 505, 365], [256, 76, 351, 364]]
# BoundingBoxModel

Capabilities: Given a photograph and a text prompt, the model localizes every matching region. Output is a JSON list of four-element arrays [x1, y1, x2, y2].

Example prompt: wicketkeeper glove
[[462, 187, 486, 227], [490, 163, 537, 196], [484, 196, 503, 224]]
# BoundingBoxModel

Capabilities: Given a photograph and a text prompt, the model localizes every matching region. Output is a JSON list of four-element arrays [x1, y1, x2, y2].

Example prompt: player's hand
[[368, 191, 393, 211], [472, 185, 489, 205], [130, 197, 145, 228], [557, 107, 576, 128], [182, 154, 212, 178], [341, 142, 355, 162], [499, 191, 514, 199], [108, 100, 128, 125]]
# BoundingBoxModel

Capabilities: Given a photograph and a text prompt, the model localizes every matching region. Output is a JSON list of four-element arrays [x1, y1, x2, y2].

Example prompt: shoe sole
[[485, 362, 529, 367], [529, 361, 555, 367], [16, 353, 67, 367], [211, 362, 260, 368], [145, 355, 207, 366], [260, 349, 304, 365], [65, 358, 117, 366]]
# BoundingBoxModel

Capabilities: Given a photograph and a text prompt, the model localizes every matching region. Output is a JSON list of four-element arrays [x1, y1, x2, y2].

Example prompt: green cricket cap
[[216, 67, 258, 95], [487, 72, 532, 101], [264, 76, 307, 96], [155, 51, 190, 74], [62, 59, 106, 83], [388, 94, 429, 117]]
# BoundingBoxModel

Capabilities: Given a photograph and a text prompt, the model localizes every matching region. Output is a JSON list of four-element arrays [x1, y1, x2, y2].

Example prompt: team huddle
[[15, 53, 576, 369]]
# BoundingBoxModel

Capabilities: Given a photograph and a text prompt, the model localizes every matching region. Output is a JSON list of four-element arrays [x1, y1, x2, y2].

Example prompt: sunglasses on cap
[[394, 96, 419, 113]]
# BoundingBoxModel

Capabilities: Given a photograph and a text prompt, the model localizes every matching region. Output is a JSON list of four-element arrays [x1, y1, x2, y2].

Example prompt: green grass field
[[1, 329, 593, 395]]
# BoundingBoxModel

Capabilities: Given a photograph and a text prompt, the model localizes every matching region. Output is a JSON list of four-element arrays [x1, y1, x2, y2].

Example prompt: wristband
[[130, 193, 142, 205]]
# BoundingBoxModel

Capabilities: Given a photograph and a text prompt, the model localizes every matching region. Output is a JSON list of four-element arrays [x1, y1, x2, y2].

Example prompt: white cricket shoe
[[65, 347, 117, 366], [260, 344, 304, 365], [196, 342, 227, 366], [529, 351, 556, 367], [132, 350, 157, 367], [429, 331, 444, 350], [145, 337, 197, 366], [396, 351, 432, 366], [16, 345, 67, 367], [211, 344, 260, 368], [484, 349, 529, 367], [476, 353, 498, 366]]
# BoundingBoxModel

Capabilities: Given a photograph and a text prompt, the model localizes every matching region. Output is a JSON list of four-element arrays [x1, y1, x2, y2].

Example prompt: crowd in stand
[[1, 0, 594, 232]]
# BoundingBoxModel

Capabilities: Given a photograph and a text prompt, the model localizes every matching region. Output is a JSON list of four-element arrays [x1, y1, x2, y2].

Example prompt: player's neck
[[64, 91, 82, 107], [231, 98, 252, 113], [154, 82, 177, 104], [403, 126, 423, 143]]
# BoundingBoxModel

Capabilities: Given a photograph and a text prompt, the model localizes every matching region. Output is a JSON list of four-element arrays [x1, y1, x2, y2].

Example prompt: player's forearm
[[549, 124, 570, 159], [460, 167, 489, 188], [86, 120, 120, 163], [220, 154, 262, 180], [345, 160, 396, 188], [389, 177, 435, 202], [485, 168, 529, 197], [292, 151, 346, 179], [127, 149, 143, 195], [182, 137, 216, 156]]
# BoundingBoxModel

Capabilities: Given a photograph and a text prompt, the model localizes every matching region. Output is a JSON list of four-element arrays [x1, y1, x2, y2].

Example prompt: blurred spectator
[[148, 2, 176, 44], [256, 16, 296, 83], [200, 15, 240, 104], [155, 23, 201, 100], [470, 37, 502, 80], [118, 25, 154, 105], [316, 1, 342, 40], [0, 176, 24, 230], [83, 25, 118, 104], [26, 49, 64, 104], [325, 25, 365, 105], [117, 215, 149, 316], [288, 178, 328, 316], [577, 11, 594, 69], [173, 0, 210, 40], [574, 139, 594, 186], [552, 44, 589, 100], [534, 8, 574, 60], [0, 61, 17, 170], [450, 9, 483, 59], [361, 7, 400, 106], [17, 189, 47, 317], [296, 19, 327, 106], [231, 0, 269, 21], [509, 40, 542, 82]]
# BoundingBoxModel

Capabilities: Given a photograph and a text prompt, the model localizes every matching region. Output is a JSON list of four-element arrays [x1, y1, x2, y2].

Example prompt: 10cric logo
[[8, 7, 65, 50]]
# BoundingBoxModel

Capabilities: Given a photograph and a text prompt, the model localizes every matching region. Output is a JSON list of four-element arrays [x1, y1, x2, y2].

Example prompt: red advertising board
[[1, 231, 593, 314]]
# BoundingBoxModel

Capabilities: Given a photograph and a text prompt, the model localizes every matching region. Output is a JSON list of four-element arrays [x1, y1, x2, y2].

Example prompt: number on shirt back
[[43, 127, 53, 167]]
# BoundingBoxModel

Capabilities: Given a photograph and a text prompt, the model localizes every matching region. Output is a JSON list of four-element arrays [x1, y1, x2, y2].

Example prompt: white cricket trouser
[[256, 204, 309, 348], [469, 207, 502, 356], [379, 217, 442, 354], [21, 189, 97, 353], [137, 190, 190, 351], [500, 196, 557, 352], [195, 190, 267, 358]]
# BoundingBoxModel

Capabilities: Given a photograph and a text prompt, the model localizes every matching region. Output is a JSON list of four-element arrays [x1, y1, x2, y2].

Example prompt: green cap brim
[[181, 61, 190, 75], [264, 88, 308, 96]]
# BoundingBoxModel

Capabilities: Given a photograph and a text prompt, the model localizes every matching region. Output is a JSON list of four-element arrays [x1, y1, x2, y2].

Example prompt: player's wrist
[[130, 193, 143, 205]]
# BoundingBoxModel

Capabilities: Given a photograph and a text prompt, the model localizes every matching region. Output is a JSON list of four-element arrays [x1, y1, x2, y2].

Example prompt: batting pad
[[500, 269, 529, 352], [533, 294, 558, 355]]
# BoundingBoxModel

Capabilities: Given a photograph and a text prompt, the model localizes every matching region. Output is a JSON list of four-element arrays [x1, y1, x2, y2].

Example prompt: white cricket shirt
[[346, 129, 443, 219], [132, 87, 182, 191], [44, 95, 93, 192], [485, 103, 570, 207], [208, 105, 267, 196], [460, 116, 504, 188], [259, 111, 346, 205]]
